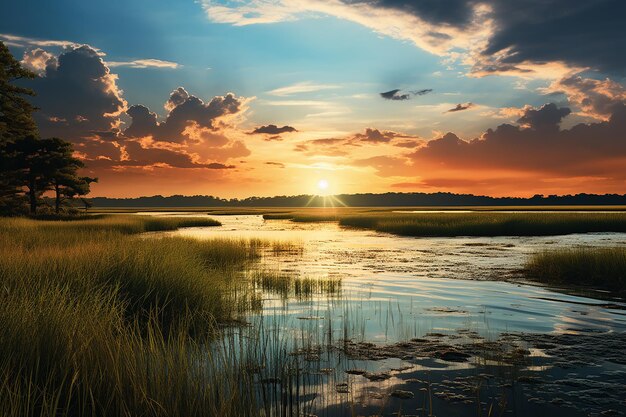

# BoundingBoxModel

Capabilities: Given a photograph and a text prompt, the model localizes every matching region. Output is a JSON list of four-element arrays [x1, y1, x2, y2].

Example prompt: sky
[[2, 0, 626, 198]]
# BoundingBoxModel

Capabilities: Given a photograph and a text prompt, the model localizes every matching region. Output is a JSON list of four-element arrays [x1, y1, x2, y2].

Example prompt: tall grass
[[525, 247, 626, 292], [0, 215, 271, 416], [331, 212, 626, 237]]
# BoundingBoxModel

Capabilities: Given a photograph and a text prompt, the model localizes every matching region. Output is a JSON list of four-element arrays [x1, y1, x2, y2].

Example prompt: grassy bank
[[263, 211, 626, 237], [525, 247, 626, 292], [0, 215, 270, 416]]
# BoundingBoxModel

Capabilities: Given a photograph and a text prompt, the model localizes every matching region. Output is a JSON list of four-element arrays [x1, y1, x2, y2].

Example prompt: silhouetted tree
[[8, 135, 51, 214], [0, 41, 38, 214], [41, 137, 97, 213], [0, 42, 96, 216]]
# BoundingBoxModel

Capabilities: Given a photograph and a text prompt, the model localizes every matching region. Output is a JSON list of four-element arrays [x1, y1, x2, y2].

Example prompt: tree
[[0, 41, 39, 214], [44, 137, 97, 213], [8, 135, 51, 214], [7, 137, 96, 214], [0, 42, 97, 216]]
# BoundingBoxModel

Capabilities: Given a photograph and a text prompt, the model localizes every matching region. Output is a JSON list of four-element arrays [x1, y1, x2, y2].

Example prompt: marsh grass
[[249, 270, 341, 299], [0, 215, 278, 416], [334, 212, 626, 237], [525, 247, 626, 292], [260, 210, 626, 237]]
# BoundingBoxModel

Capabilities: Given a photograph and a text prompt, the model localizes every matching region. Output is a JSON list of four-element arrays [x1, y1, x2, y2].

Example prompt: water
[[166, 214, 626, 338], [156, 213, 626, 416]]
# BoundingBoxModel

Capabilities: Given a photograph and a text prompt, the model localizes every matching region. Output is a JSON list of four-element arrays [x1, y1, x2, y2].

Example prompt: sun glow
[[317, 179, 329, 191]]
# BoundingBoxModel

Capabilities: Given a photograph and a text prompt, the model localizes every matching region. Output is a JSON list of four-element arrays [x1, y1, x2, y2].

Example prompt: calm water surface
[[153, 213, 626, 416], [162, 213, 626, 338]]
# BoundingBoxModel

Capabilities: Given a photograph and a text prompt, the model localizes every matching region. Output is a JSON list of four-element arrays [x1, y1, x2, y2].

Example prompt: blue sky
[[3, 0, 544, 135]]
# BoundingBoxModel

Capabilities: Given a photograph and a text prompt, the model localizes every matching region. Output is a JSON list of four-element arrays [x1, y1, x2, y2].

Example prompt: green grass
[[525, 247, 626, 292], [0, 215, 274, 417]]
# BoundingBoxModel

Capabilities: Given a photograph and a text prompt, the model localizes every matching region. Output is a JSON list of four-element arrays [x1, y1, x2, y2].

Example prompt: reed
[[0, 215, 271, 416], [333, 212, 626, 237], [525, 247, 626, 292]]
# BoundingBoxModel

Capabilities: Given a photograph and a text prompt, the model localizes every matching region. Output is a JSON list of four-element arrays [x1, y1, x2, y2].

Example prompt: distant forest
[[90, 192, 626, 208]]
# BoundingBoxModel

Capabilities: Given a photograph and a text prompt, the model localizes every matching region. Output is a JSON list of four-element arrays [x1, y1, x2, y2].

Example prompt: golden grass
[[0, 215, 275, 416]]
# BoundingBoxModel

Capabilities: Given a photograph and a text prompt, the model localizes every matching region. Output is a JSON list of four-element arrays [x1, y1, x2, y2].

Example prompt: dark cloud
[[124, 105, 158, 138], [409, 103, 626, 176], [21, 45, 249, 172], [251, 124, 297, 135], [265, 161, 285, 168], [351, 0, 477, 27], [380, 88, 432, 101], [165, 87, 190, 111], [516, 103, 570, 131], [353, 128, 413, 143], [380, 89, 410, 101], [446, 102, 474, 112], [481, 0, 626, 75], [28, 45, 126, 139], [125, 87, 245, 142], [413, 88, 433, 96], [348, 0, 626, 75], [545, 75, 626, 120]]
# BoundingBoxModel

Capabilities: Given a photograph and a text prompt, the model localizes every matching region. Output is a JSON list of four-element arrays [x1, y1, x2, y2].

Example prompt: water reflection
[[164, 214, 626, 338], [157, 213, 626, 416]]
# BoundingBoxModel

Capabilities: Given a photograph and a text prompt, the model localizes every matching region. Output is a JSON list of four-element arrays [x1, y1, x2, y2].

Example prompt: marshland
[[2, 209, 625, 417]]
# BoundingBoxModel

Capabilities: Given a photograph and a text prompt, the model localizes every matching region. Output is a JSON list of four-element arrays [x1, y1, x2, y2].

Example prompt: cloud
[[516, 103, 570, 131], [265, 161, 286, 168], [353, 127, 413, 143], [446, 102, 474, 112], [21, 48, 57, 75], [107, 59, 181, 69], [350, 102, 626, 194], [202, 0, 626, 79], [380, 89, 410, 101], [268, 81, 340, 96], [124, 87, 248, 142], [29, 45, 127, 139], [543, 75, 626, 121], [251, 124, 297, 135], [480, 0, 626, 75], [293, 127, 417, 156], [293, 137, 350, 156], [201, 0, 491, 57], [114, 140, 235, 169], [0, 33, 82, 49], [410, 103, 626, 176], [413, 88, 433, 96], [20, 44, 252, 173]]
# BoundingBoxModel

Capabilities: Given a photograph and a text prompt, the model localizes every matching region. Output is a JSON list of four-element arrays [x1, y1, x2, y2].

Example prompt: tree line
[[91, 192, 626, 208], [0, 42, 95, 216]]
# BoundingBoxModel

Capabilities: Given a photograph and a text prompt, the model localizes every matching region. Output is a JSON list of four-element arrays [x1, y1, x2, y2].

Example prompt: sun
[[317, 179, 329, 192]]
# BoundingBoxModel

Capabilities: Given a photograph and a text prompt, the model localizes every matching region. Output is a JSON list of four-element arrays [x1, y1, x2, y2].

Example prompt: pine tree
[[0, 41, 39, 214]]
